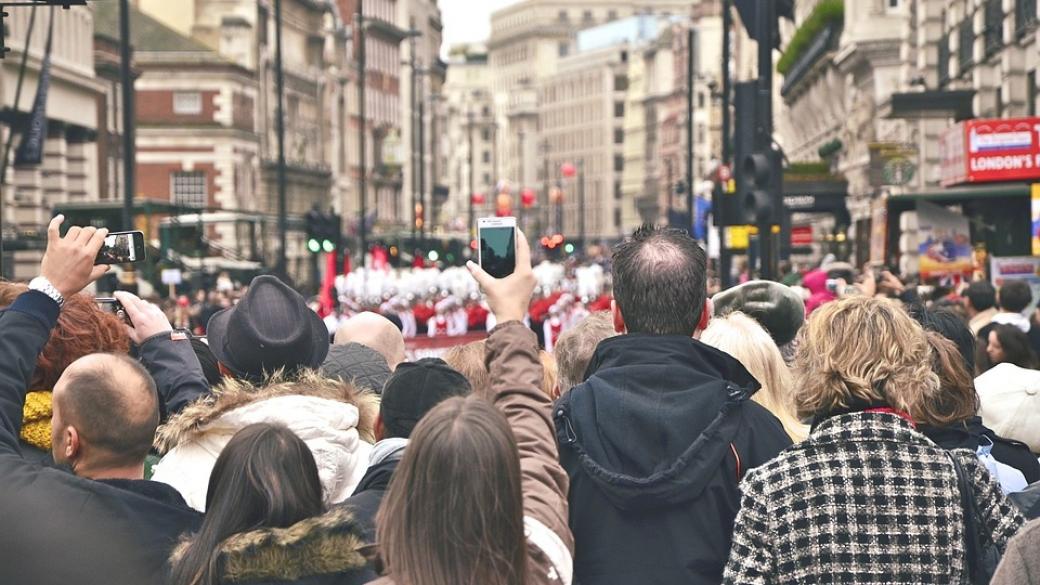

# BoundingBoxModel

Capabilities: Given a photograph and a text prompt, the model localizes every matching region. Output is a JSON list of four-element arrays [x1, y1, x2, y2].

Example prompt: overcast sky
[[439, 0, 518, 53]]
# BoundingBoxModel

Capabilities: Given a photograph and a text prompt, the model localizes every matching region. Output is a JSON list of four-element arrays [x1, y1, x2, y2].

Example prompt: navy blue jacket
[[555, 334, 791, 585], [0, 291, 202, 585]]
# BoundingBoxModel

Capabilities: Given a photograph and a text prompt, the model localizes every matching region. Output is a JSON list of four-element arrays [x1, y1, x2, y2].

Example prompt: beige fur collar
[[155, 370, 379, 453], [171, 506, 369, 582]]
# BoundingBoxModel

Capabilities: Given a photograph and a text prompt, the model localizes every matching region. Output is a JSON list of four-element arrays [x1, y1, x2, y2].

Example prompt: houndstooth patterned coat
[[723, 411, 1025, 584]]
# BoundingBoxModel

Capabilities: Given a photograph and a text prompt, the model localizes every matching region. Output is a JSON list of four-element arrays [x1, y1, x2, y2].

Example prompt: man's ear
[[611, 299, 626, 334], [375, 414, 385, 442], [64, 426, 80, 462], [695, 299, 713, 336]]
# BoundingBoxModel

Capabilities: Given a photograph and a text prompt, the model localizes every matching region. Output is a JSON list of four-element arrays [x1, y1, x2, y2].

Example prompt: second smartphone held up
[[477, 217, 517, 279]]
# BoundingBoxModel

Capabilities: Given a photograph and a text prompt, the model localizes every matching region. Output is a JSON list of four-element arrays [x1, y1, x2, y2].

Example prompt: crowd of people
[[3, 215, 1040, 584]]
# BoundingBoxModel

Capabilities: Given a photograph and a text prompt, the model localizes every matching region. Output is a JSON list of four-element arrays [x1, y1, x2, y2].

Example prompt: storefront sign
[[916, 201, 972, 279], [790, 225, 813, 247], [990, 256, 1040, 311], [941, 117, 1040, 186], [868, 143, 917, 187]]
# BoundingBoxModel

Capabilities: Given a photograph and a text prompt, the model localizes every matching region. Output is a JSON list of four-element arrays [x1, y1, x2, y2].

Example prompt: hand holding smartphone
[[477, 217, 517, 279]]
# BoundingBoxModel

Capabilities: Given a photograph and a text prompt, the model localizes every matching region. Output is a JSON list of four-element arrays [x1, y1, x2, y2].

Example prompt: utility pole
[[467, 107, 475, 242], [518, 129, 525, 230], [719, 0, 733, 288], [757, 0, 777, 281], [686, 27, 697, 235], [273, 0, 289, 279], [540, 138, 550, 238], [409, 34, 418, 243], [119, 0, 136, 235], [356, 0, 367, 268], [578, 158, 586, 256], [418, 74, 426, 243]]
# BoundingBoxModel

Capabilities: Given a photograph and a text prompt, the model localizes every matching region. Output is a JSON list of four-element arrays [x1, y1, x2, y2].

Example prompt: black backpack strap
[[949, 453, 980, 583]]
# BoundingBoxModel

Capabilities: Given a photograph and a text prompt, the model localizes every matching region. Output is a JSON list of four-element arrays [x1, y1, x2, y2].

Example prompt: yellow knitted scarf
[[21, 391, 52, 451]]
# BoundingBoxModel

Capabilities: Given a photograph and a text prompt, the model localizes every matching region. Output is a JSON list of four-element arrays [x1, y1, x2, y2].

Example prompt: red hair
[[0, 283, 131, 390]]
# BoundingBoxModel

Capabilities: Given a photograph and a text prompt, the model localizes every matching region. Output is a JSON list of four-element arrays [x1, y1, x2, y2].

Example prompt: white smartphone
[[477, 216, 517, 279]]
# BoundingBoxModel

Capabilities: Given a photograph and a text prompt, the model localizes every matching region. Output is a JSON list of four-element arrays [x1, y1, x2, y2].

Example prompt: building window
[[697, 92, 706, 109], [557, 10, 568, 22], [1029, 70, 1037, 116], [558, 42, 569, 58], [1017, 0, 1038, 37], [614, 155, 624, 172], [614, 208, 621, 227], [958, 18, 974, 73], [996, 87, 1004, 117], [583, 10, 594, 23], [613, 75, 628, 91], [607, 9, 618, 21], [614, 128, 624, 144], [173, 92, 203, 115], [171, 171, 207, 208], [482, 151, 491, 164], [888, 0, 900, 8], [483, 173, 491, 185], [984, 0, 1003, 57], [614, 102, 625, 118]]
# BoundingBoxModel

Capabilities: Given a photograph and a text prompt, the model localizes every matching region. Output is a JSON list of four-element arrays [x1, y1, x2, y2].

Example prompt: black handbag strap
[[949, 453, 981, 582]]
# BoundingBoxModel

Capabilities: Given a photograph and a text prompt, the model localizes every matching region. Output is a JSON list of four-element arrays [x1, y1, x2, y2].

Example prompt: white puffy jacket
[[152, 372, 377, 512]]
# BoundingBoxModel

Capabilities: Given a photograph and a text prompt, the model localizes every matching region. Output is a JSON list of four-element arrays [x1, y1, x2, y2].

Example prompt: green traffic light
[[307, 239, 321, 253], [428, 250, 440, 262], [564, 243, 575, 254], [322, 239, 336, 253]]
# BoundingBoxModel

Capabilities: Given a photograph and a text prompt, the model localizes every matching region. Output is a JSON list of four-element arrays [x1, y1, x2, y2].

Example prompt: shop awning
[[888, 183, 1031, 202]]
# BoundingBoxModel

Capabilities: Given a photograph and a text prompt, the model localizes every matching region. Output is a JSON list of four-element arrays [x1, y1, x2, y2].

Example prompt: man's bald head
[[335, 312, 406, 369], [51, 353, 159, 470], [612, 225, 707, 336]]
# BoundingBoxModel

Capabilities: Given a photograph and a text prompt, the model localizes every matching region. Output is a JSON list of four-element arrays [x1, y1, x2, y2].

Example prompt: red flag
[[319, 251, 337, 317]]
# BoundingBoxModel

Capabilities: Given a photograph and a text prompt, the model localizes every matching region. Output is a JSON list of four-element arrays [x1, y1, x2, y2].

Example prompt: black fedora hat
[[207, 275, 330, 380]]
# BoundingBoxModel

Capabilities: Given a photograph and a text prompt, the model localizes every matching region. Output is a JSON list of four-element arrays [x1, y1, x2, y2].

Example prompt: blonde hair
[[443, 340, 558, 399], [793, 296, 940, 423], [554, 312, 616, 393], [701, 312, 808, 442]]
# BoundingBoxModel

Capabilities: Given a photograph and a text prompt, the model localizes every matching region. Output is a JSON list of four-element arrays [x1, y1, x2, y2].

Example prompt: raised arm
[[115, 292, 210, 417], [0, 216, 110, 456], [468, 230, 574, 557]]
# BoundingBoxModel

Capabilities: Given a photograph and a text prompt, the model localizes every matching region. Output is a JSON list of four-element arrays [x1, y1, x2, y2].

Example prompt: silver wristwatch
[[28, 277, 65, 308]]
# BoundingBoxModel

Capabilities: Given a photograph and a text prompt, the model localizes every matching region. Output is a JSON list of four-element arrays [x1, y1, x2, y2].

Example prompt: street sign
[[161, 268, 183, 286], [941, 117, 1040, 186]]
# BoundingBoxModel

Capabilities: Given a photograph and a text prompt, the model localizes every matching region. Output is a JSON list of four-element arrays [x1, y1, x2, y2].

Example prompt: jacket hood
[[352, 454, 400, 495], [171, 507, 368, 584], [152, 371, 379, 511], [558, 334, 759, 511], [155, 370, 379, 451]]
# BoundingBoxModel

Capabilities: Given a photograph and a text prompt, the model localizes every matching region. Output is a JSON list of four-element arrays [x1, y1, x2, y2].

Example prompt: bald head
[[334, 312, 406, 369], [52, 353, 159, 471]]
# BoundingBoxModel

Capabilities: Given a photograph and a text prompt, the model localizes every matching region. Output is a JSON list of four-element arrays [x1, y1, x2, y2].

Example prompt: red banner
[[790, 225, 813, 247], [941, 117, 1040, 186]]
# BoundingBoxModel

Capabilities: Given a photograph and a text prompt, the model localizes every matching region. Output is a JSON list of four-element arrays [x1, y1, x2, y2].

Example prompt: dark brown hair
[[612, 225, 707, 335], [168, 423, 324, 585], [376, 395, 527, 585], [921, 331, 980, 427]]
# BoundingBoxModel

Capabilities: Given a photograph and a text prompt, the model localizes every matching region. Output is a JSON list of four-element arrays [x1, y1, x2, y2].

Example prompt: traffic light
[[322, 213, 341, 254], [738, 149, 783, 225], [305, 208, 322, 253]]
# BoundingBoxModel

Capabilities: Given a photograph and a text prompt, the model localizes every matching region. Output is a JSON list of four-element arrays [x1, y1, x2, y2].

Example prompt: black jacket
[[0, 291, 203, 585], [339, 448, 402, 544], [920, 416, 1040, 484], [555, 334, 791, 585]]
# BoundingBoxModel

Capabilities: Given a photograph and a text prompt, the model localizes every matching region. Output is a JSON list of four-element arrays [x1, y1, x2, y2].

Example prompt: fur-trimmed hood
[[155, 370, 379, 452], [151, 371, 379, 512], [171, 506, 373, 584]]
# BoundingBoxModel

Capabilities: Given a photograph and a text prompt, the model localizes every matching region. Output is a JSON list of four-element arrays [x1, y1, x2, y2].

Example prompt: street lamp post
[[356, 0, 367, 269], [274, 0, 289, 279]]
